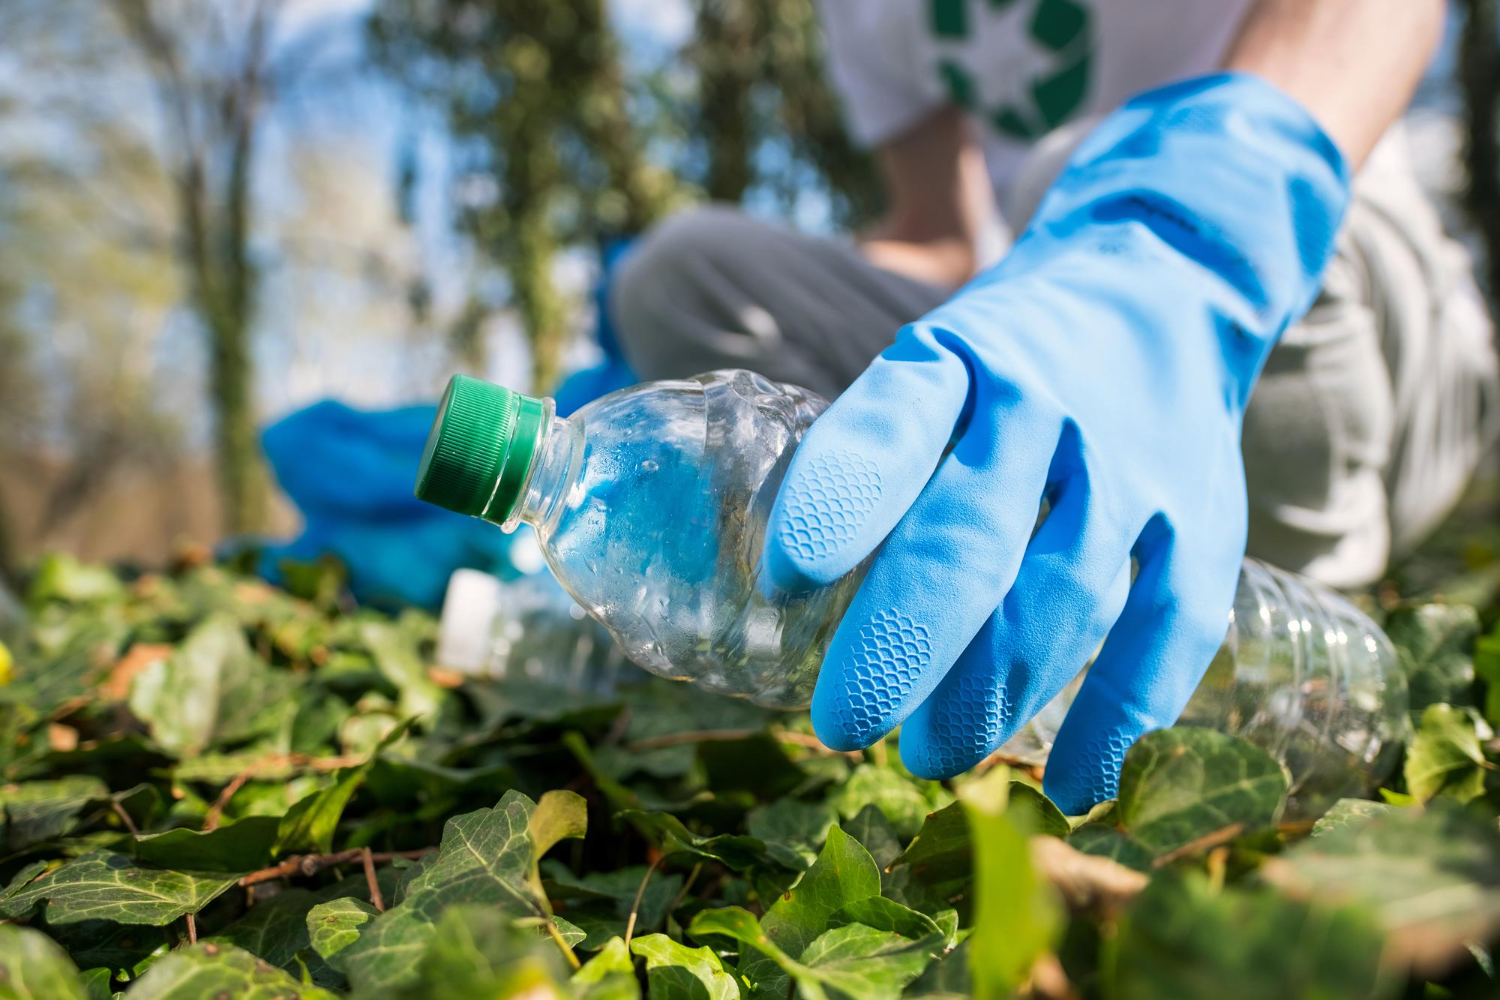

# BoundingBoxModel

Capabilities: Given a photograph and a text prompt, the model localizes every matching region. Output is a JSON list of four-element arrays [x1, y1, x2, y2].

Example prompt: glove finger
[[899, 467, 1134, 779], [764, 327, 971, 593], [1042, 526, 1239, 814], [809, 397, 1057, 751]]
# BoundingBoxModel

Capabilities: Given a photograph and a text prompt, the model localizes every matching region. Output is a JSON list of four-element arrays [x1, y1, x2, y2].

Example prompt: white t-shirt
[[816, 0, 1258, 201]]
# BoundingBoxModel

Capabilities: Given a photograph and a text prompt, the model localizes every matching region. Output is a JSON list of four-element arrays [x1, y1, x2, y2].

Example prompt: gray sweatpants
[[610, 143, 1500, 588]]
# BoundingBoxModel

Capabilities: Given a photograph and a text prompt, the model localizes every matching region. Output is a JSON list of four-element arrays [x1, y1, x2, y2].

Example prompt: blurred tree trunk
[[0, 503, 15, 589], [693, 0, 759, 203], [690, 0, 879, 223], [573, 0, 671, 233], [492, 7, 570, 393], [372, 0, 685, 392], [1460, 0, 1500, 308], [109, 0, 273, 534]]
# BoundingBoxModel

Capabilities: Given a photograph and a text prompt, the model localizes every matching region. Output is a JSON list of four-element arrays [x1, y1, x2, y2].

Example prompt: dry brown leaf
[[101, 643, 173, 702], [1031, 836, 1148, 920], [427, 665, 466, 689]]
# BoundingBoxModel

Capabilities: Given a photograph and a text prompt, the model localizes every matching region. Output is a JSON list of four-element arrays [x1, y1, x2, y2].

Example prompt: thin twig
[[185, 913, 197, 944], [622, 727, 861, 760], [237, 847, 435, 888], [772, 728, 864, 760], [204, 752, 369, 832], [110, 800, 140, 837], [623, 856, 664, 947], [1151, 823, 1246, 869], [362, 846, 385, 912], [203, 768, 257, 832], [623, 729, 757, 751], [1205, 846, 1230, 894], [664, 862, 703, 920], [544, 918, 582, 970], [603, 706, 633, 747], [972, 749, 1046, 781]]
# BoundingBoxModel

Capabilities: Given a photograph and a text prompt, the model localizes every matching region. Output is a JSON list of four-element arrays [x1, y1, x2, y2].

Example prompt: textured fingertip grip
[[811, 608, 933, 751], [901, 677, 1012, 781], [765, 450, 883, 592], [1043, 730, 1135, 815]]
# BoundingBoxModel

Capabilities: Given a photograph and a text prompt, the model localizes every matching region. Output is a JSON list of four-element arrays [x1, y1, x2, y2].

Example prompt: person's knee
[[609, 204, 747, 366]]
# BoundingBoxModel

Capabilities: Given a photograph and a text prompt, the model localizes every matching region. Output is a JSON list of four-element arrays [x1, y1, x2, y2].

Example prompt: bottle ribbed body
[[510, 369, 1408, 803], [515, 370, 859, 708]]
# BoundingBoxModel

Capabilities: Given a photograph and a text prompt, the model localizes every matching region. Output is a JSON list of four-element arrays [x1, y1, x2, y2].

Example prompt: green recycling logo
[[931, 0, 1094, 141]]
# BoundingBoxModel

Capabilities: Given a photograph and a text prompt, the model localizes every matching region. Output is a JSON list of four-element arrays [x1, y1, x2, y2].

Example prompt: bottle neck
[[503, 414, 581, 533]]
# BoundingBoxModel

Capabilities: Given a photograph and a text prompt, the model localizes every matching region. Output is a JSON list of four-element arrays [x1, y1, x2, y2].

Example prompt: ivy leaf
[[828, 896, 943, 942], [359, 620, 446, 723], [1261, 801, 1500, 975], [844, 804, 903, 871], [764, 825, 881, 954], [572, 936, 639, 1000], [1108, 872, 1385, 1000], [127, 615, 300, 755], [960, 768, 1060, 996], [274, 718, 413, 855], [828, 765, 939, 840], [1066, 825, 1153, 873], [1115, 728, 1288, 856], [1475, 630, 1500, 727], [399, 904, 569, 999], [797, 923, 945, 999], [622, 810, 793, 872], [0, 852, 241, 925], [0, 924, 90, 999], [905, 938, 970, 998], [207, 887, 321, 971], [1311, 799, 1393, 838], [1004, 780, 1070, 838], [689, 906, 942, 1000], [630, 933, 738, 1000], [27, 554, 124, 606], [1403, 703, 1491, 804], [337, 790, 584, 993], [747, 799, 837, 870], [541, 863, 683, 949], [740, 825, 882, 995], [126, 941, 339, 999], [133, 815, 280, 872], [0, 776, 109, 851], [698, 733, 807, 799], [306, 896, 379, 967], [1385, 603, 1480, 711], [44, 919, 168, 976], [886, 802, 971, 913]]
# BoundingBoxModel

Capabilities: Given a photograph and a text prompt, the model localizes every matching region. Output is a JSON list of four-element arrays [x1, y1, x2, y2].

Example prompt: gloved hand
[[762, 74, 1350, 813]]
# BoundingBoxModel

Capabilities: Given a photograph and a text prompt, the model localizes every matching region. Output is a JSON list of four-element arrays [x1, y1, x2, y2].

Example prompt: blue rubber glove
[[762, 74, 1350, 812]]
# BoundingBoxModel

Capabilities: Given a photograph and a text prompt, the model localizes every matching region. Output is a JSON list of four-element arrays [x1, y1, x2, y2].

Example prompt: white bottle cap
[[436, 569, 506, 675]]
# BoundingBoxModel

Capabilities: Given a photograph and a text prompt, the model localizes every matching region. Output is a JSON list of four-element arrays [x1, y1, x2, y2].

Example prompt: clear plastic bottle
[[436, 567, 627, 696], [417, 370, 858, 708], [415, 370, 1408, 802], [1009, 559, 1408, 814]]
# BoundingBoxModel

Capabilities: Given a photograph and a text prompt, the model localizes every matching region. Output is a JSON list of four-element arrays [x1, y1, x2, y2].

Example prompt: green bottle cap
[[414, 374, 548, 524]]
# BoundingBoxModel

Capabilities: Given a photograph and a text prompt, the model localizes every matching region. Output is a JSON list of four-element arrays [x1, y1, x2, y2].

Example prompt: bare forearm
[[1225, 0, 1445, 167]]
